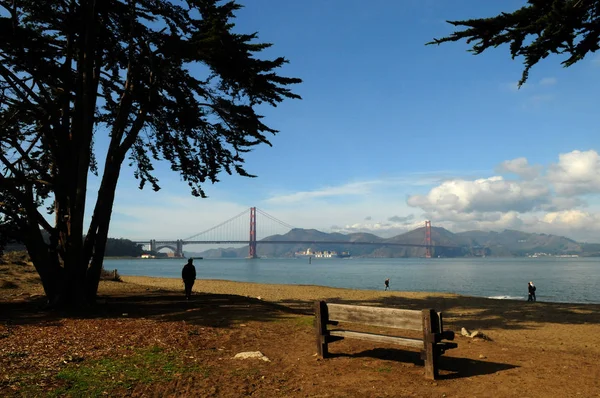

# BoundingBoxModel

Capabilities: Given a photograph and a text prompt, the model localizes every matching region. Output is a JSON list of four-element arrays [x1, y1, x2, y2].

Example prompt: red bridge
[[134, 207, 453, 258]]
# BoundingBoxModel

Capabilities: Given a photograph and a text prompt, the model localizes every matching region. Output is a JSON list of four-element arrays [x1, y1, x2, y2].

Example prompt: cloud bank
[[406, 150, 600, 242]]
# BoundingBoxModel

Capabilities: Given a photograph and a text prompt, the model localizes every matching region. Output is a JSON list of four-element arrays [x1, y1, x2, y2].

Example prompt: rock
[[470, 331, 491, 340], [479, 354, 486, 359], [461, 327, 471, 337], [234, 351, 270, 362]]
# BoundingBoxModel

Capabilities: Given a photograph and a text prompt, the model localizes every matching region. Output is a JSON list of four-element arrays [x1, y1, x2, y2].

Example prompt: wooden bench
[[314, 301, 457, 379]]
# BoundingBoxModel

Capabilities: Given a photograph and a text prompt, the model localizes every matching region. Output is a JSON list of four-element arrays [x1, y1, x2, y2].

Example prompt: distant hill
[[195, 227, 597, 259], [455, 229, 582, 257]]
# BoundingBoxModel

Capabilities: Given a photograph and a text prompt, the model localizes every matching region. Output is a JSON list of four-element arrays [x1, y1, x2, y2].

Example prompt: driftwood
[[314, 301, 457, 379]]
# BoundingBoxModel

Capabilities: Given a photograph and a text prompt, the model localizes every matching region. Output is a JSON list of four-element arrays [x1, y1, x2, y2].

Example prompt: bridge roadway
[[141, 240, 458, 249]]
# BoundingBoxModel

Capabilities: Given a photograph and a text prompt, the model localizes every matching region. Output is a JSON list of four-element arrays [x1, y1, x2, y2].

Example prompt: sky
[[87, 0, 599, 247]]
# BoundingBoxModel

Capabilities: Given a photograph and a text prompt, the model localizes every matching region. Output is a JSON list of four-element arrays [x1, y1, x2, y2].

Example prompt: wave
[[487, 295, 524, 301]]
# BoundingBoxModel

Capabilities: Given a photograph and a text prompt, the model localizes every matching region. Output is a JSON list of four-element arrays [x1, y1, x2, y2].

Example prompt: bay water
[[104, 257, 600, 304]]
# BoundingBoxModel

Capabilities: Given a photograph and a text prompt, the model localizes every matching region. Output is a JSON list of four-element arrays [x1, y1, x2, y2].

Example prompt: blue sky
[[88, 0, 599, 245]]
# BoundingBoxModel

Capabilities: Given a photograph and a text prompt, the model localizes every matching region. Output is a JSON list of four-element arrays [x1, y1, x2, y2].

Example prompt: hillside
[[196, 227, 594, 259]]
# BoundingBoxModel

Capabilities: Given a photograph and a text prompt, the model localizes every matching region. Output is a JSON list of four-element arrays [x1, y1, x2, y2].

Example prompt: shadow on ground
[[2, 283, 600, 333], [0, 289, 303, 328], [328, 347, 518, 379]]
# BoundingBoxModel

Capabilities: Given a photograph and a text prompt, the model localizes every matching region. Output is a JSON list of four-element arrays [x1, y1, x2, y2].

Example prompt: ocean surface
[[104, 257, 600, 304]]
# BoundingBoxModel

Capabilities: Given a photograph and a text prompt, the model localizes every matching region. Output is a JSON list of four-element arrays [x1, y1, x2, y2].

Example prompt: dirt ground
[[1, 259, 600, 397]]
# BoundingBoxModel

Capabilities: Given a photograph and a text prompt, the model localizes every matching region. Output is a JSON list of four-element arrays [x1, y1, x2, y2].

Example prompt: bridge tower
[[425, 220, 432, 258], [176, 239, 184, 258], [150, 239, 156, 253], [248, 207, 257, 258]]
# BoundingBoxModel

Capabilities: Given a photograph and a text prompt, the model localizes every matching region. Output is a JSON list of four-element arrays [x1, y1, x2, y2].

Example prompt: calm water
[[104, 257, 600, 304]]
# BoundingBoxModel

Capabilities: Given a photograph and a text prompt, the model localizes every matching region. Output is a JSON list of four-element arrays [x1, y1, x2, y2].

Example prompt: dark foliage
[[104, 238, 143, 257], [428, 0, 600, 86]]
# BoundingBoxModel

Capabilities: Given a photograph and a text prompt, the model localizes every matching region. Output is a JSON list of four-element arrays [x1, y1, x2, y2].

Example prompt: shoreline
[[121, 275, 461, 303], [119, 275, 600, 307]]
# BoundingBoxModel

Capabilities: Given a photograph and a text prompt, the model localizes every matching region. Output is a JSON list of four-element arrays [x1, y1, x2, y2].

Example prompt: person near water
[[527, 281, 536, 302], [182, 258, 197, 300], [384, 278, 390, 291]]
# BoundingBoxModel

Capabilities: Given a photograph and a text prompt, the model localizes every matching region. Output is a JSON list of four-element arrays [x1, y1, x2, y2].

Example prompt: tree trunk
[[84, 156, 124, 302], [26, 239, 64, 306]]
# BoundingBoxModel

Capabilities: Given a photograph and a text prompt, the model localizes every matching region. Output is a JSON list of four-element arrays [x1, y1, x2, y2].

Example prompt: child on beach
[[384, 278, 390, 291]]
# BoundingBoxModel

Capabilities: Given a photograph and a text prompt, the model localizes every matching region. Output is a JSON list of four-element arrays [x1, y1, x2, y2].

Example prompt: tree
[[0, 0, 301, 307], [427, 0, 600, 86], [104, 238, 143, 257]]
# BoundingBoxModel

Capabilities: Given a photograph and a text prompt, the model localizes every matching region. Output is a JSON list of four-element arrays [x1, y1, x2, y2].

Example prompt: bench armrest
[[432, 330, 455, 343]]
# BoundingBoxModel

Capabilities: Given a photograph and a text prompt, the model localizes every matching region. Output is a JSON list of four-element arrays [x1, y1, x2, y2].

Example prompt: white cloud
[[265, 181, 378, 204], [264, 172, 455, 205], [542, 209, 592, 226], [548, 150, 600, 195], [540, 196, 586, 212], [331, 219, 425, 238], [407, 176, 550, 214], [496, 157, 541, 180], [538, 210, 600, 241]]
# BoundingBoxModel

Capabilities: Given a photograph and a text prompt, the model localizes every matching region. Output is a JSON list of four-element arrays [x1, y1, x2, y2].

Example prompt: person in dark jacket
[[527, 281, 536, 302], [182, 258, 197, 300]]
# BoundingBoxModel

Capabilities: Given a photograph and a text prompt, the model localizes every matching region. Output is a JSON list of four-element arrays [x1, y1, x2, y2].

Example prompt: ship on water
[[294, 248, 351, 258]]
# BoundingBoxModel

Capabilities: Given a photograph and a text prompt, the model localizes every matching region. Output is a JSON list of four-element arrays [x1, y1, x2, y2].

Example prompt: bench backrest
[[325, 303, 423, 331]]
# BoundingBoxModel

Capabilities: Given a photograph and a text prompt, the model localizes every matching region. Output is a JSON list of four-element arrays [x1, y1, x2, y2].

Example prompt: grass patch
[[51, 346, 210, 397], [376, 366, 392, 373], [0, 373, 44, 396]]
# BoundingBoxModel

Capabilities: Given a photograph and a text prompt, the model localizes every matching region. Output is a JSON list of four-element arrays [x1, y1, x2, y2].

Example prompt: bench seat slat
[[326, 303, 422, 331], [329, 330, 424, 349]]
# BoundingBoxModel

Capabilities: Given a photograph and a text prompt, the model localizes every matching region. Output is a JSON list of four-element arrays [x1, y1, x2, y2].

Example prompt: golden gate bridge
[[133, 207, 454, 258]]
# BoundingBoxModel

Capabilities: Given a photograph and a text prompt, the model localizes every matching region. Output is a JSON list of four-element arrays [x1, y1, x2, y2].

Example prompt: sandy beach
[[121, 275, 461, 304]]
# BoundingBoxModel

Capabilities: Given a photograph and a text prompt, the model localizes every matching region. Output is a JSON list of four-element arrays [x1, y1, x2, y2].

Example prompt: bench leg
[[315, 301, 329, 358], [422, 309, 439, 379]]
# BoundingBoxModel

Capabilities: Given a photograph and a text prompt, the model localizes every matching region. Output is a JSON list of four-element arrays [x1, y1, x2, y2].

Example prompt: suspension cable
[[183, 208, 250, 241]]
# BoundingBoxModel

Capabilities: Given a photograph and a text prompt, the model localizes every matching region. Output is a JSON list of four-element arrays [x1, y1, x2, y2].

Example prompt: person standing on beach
[[527, 281, 536, 302], [384, 278, 390, 291], [528, 281, 536, 302], [182, 258, 197, 300]]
